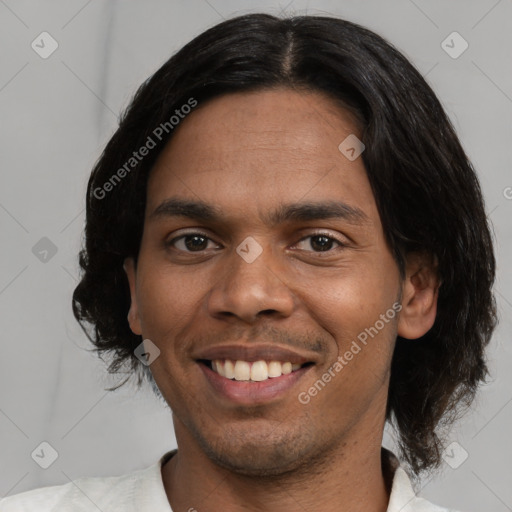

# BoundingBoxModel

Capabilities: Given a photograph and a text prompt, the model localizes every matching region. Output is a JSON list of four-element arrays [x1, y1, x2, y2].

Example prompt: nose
[[207, 242, 296, 324]]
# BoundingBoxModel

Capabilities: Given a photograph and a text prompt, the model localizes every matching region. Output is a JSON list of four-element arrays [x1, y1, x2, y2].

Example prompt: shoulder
[[383, 449, 461, 512], [390, 467, 461, 512], [0, 473, 136, 511], [0, 461, 162, 511]]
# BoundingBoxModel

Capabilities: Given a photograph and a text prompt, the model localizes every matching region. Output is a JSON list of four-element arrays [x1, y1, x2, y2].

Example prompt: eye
[[167, 232, 220, 252], [293, 233, 346, 253], [166, 231, 347, 255]]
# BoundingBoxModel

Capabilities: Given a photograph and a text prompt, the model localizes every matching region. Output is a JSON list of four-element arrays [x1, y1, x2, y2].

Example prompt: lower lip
[[198, 362, 312, 405]]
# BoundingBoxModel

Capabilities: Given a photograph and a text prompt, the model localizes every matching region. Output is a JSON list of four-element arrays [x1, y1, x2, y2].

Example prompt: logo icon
[[236, 236, 263, 263], [32, 237, 58, 263], [31, 441, 59, 469], [338, 134, 365, 161], [441, 32, 469, 59], [134, 339, 161, 366], [31, 32, 59, 59], [442, 441, 469, 469]]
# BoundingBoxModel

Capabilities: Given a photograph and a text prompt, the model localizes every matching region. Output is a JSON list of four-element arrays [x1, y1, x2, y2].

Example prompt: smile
[[198, 359, 314, 405], [204, 359, 310, 382]]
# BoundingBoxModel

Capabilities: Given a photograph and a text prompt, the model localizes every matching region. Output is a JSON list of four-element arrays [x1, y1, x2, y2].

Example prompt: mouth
[[198, 358, 314, 382], [197, 358, 315, 405]]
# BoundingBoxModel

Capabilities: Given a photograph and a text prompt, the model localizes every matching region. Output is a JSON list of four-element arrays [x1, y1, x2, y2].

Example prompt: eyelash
[[166, 231, 347, 254]]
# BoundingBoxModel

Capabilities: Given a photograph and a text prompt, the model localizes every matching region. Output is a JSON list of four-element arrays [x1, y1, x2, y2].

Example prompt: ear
[[123, 257, 142, 336], [397, 252, 441, 340]]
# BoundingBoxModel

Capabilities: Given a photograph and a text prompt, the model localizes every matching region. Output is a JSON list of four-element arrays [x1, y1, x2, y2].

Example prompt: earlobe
[[397, 253, 441, 340], [123, 257, 142, 336]]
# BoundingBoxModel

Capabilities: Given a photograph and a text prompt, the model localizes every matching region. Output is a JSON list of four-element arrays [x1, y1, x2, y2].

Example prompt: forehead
[[159, 87, 363, 155], [145, 88, 378, 229]]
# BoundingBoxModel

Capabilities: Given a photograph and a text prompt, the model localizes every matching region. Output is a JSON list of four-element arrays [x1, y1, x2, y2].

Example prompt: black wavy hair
[[72, 13, 497, 476]]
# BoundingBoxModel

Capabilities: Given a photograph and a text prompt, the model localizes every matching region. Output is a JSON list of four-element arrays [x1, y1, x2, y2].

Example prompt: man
[[1, 12, 496, 512]]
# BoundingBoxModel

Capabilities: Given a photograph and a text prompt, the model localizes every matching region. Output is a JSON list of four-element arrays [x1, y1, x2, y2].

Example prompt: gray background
[[0, 1, 511, 510]]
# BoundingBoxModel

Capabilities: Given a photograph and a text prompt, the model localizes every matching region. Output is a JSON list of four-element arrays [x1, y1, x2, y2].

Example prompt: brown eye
[[167, 233, 219, 252], [309, 235, 336, 252], [294, 233, 344, 253]]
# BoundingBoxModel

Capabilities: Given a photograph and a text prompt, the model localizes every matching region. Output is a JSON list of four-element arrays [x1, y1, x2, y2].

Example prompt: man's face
[[125, 88, 404, 475]]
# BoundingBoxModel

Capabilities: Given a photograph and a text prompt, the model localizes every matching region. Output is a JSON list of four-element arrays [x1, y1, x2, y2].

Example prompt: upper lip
[[193, 344, 317, 365]]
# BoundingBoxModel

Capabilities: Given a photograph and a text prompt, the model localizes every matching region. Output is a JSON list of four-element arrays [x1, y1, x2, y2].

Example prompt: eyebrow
[[149, 197, 370, 226]]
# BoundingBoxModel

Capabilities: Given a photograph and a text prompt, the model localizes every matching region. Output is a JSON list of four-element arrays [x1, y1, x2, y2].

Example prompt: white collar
[[156, 448, 452, 512]]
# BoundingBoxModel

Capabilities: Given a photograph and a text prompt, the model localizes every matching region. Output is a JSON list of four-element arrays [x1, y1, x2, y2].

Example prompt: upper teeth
[[211, 359, 302, 381]]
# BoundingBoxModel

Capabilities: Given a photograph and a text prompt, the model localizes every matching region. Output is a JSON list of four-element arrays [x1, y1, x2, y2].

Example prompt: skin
[[124, 88, 439, 512]]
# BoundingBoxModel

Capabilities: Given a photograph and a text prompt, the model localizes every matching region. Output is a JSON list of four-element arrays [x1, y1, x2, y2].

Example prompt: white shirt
[[0, 448, 458, 511]]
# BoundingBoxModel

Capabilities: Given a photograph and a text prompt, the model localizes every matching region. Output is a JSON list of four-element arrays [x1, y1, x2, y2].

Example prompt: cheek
[[135, 263, 210, 354], [295, 262, 399, 394], [297, 264, 397, 342], [139, 262, 204, 311], [303, 280, 397, 416], [134, 266, 208, 401]]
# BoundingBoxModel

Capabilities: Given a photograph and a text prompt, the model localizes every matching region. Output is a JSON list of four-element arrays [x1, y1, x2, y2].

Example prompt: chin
[[207, 443, 306, 477], [195, 424, 318, 478]]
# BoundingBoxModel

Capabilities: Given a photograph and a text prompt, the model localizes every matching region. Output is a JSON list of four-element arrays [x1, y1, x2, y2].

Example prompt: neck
[[162, 416, 391, 512]]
